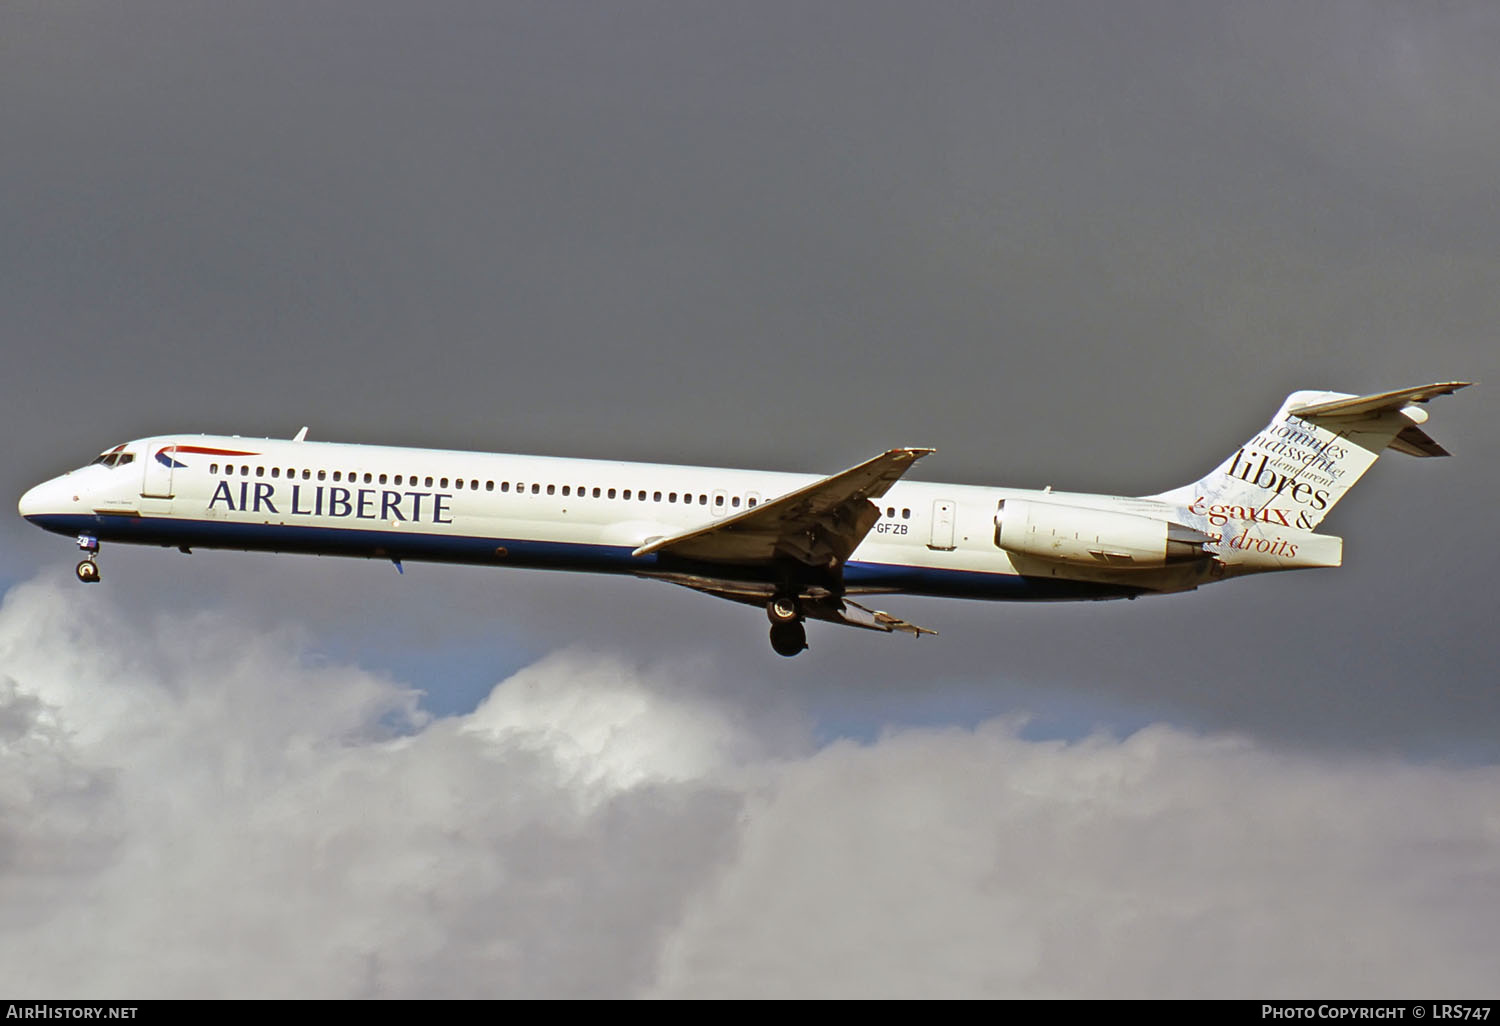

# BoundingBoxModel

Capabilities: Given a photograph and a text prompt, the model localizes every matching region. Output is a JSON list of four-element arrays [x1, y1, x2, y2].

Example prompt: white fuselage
[[20, 433, 1212, 602]]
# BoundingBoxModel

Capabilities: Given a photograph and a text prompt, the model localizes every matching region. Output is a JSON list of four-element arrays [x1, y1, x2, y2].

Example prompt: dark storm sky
[[3, 1, 1496, 752]]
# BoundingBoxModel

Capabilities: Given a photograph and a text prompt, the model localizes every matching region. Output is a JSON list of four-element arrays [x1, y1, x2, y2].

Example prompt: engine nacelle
[[994, 498, 1213, 568]]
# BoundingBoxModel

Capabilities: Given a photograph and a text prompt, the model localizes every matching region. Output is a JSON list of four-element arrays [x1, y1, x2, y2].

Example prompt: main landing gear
[[766, 595, 807, 657], [75, 535, 101, 583]]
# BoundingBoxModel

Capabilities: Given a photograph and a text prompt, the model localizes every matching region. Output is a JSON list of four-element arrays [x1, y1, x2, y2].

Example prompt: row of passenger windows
[[208, 464, 772, 509], [205, 463, 915, 519], [212, 463, 481, 489]]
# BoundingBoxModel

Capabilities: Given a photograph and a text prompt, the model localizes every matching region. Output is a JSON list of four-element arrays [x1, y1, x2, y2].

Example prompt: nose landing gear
[[75, 535, 101, 583], [766, 595, 807, 657]]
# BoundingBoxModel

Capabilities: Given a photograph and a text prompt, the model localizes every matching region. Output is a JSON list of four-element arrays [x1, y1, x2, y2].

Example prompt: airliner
[[17, 381, 1469, 656]]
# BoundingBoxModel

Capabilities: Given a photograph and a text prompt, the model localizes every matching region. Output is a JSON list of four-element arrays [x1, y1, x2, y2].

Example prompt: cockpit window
[[90, 446, 135, 468]]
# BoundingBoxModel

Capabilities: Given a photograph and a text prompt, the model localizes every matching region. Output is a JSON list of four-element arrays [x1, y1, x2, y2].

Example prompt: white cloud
[[0, 577, 1494, 998], [651, 726, 1500, 997]]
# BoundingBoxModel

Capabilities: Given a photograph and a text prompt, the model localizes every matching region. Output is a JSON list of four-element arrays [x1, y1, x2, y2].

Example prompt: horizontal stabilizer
[[1389, 425, 1452, 458], [1291, 381, 1471, 459], [1290, 381, 1471, 419]]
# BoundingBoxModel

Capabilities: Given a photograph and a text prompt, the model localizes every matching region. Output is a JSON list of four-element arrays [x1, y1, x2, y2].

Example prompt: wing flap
[[810, 598, 938, 637]]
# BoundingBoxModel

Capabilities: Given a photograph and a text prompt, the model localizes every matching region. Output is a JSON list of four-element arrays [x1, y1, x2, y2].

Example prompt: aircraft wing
[[631, 447, 935, 567]]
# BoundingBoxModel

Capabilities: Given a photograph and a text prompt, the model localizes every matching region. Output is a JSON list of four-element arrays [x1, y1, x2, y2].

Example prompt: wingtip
[[1415, 380, 1474, 399]]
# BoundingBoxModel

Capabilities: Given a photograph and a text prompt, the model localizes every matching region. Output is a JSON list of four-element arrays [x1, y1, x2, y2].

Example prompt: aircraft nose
[[18, 477, 71, 520], [18, 482, 43, 519]]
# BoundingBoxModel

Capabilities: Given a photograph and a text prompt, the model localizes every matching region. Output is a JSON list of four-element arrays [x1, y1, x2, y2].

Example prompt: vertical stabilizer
[[1151, 381, 1469, 535]]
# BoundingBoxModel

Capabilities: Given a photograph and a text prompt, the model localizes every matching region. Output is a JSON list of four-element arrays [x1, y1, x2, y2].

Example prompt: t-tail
[[1150, 381, 1471, 573]]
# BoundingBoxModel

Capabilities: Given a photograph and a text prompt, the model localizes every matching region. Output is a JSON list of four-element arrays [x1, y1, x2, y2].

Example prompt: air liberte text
[[206, 482, 454, 523]]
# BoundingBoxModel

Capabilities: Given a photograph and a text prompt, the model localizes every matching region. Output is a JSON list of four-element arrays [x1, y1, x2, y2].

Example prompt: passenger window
[[714, 495, 724, 506], [748, 497, 757, 508], [363, 473, 372, 484], [592, 487, 601, 498], [318, 470, 327, 481], [608, 488, 617, 499], [379, 474, 388, 485], [654, 491, 662, 502], [486, 481, 494, 492], [668, 492, 677, 503], [425, 477, 434, 487], [699, 495, 708, 505], [623, 489, 632, 500], [501, 482, 510, 492], [561, 485, 569, 496], [333, 471, 342, 482], [531, 483, 540, 494], [256, 467, 265, 477], [902, 508, 911, 519], [440, 477, 449, 488], [547, 484, 555, 495], [731, 496, 740, 507], [210, 464, 219, 474], [271, 468, 280, 478], [639, 491, 647, 502], [303, 469, 311, 480]]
